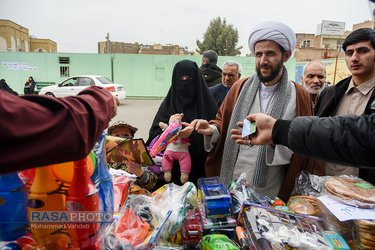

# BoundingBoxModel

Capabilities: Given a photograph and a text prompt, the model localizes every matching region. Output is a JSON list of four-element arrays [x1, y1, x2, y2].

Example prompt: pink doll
[[159, 122, 192, 184]]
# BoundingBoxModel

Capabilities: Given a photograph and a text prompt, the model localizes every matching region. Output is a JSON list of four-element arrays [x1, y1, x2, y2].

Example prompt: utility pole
[[105, 33, 111, 54]]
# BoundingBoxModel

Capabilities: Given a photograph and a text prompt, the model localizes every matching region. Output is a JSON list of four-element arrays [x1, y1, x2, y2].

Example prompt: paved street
[[109, 98, 164, 141]]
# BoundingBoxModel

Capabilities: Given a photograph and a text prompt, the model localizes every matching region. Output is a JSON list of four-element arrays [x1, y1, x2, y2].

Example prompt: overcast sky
[[1, 0, 372, 55]]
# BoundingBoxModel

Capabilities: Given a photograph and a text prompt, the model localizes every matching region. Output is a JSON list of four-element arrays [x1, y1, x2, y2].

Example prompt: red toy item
[[182, 209, 202, 247], [65, 158, 100, 250], [272, 197, 286, 207], [115, 209, 150, 246], [112, 176, 130, 212]]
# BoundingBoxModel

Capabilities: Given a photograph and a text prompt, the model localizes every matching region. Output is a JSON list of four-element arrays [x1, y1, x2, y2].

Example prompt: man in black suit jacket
[[209, 61, 242, 107]]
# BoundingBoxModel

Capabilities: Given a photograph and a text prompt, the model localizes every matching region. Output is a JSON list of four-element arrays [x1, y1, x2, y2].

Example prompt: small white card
[[318, 195, 375, 221], [242, 119, 256, 138]]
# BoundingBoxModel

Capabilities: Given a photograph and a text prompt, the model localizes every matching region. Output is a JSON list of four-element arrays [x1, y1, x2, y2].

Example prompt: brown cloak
[[205, 77, 325, 201]]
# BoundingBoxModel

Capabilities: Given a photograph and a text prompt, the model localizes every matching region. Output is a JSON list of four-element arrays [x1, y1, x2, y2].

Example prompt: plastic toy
[[91, 132, 114, 223], [0, 173, 28, 241], [65, 158, 100, 250], [228, 173, 269, 217], [146, 135, 164, 181], [201, 234, 238, 250], [272, 197, 286, 207], [144, 210, 173, 246], [149, 120, 182, 157], [15, 235, 36, 249], [112, 175, 131, 212], [19, 168, 36, 183], [236, 226, 251, 250], [182, 209, 202, 247], [157, 121, 191, 183], [27, 165, 68, 248], [0, 242, 22, 250], [198, 177, 231, 218], [52, 152, 95, 184]]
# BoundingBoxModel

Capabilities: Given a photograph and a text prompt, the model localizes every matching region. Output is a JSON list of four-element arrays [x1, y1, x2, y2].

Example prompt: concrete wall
[[0, 52, 112, 94], [0, 52, 295, 98]]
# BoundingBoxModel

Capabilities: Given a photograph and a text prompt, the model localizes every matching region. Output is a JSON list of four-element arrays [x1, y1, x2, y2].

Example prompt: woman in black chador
[[0, 79, 18, 96], [24, 76, 36, 95], [146, 60, 219, 188]]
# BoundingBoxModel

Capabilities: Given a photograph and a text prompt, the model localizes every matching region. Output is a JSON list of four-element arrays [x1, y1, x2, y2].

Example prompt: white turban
[[248, 21, 296, 55]]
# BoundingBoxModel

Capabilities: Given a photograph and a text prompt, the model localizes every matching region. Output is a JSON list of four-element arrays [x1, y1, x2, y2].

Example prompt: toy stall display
[[3, 156, 375, 249]]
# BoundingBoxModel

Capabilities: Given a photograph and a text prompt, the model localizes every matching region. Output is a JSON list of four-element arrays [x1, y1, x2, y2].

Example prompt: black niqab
[[146, 60, 219, 187]]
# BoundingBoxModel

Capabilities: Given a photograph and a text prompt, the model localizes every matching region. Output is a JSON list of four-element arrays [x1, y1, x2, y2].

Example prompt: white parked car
[[38, 75, 126, 99]]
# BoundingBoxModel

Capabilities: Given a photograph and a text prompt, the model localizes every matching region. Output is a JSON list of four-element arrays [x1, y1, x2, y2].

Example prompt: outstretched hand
[[230, 113, 276, 146], [167, 113, 194, 138], [189, 119, 213, 136], [179, 122, 194, 138]]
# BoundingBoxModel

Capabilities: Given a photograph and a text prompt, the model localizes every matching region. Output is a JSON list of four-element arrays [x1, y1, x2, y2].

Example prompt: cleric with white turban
[[203, 19, 321, 204], [248, 21, 296, 55]]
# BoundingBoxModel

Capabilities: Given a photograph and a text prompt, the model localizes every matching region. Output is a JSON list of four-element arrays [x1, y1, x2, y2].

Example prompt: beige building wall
[[0, 19, 57, 53], [30, 38, 57, 52], [98, 42, 106, 53], [295, 47, 345, 62], [98, 40, 180, 55], [353, 20, 374, 30], [0, 19, 30, 52], [139, 44, 179, 55], [98, 41, 140, 54], [295, 32, 346, 62], [111, 42, 139, 54], [296, 33, 316, 48]]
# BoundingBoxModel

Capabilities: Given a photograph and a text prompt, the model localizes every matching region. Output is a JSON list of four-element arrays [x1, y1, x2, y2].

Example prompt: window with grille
[[60, 66, 70, 77]]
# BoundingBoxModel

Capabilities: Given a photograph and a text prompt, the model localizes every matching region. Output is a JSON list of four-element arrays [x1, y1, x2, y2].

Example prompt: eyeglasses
[[221, 73, 238, 77]]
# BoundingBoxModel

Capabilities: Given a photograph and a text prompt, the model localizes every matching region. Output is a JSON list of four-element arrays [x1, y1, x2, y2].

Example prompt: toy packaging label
[[106, 135, 154, 165], [322, 231, 350, 250], [242, 119, 256, 138]]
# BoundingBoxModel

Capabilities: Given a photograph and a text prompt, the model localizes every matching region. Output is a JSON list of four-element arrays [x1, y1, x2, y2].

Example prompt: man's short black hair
[[343, 28, 375, 51]]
